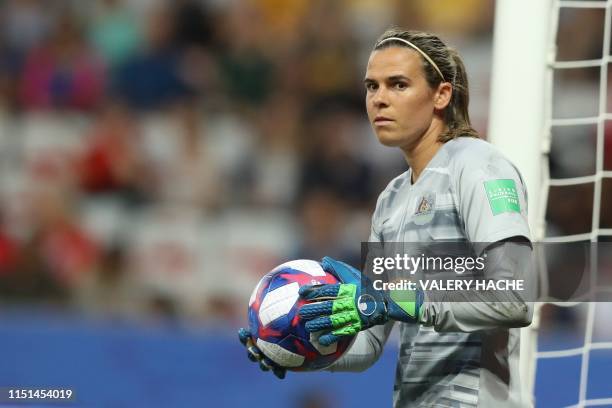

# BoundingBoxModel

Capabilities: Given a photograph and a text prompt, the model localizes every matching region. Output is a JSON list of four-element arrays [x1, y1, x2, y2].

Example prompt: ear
[[433, 82, 452, 110]]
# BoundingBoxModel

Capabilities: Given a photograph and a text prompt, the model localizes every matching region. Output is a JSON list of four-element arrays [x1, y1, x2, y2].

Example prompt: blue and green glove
[[298, 256, 423, 346], [238, 327, 287, 379]]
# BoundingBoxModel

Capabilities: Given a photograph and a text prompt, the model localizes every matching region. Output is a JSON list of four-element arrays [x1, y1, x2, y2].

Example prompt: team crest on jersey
[[413, 193, 435, 225]]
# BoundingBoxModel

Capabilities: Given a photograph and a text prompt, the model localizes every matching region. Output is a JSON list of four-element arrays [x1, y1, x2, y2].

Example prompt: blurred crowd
[[0, 0, 496, 323], [0, 0, 607, 327]]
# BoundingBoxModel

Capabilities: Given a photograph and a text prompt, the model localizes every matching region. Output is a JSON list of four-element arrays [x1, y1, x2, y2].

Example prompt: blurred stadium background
[[0, 0, 609, 407]]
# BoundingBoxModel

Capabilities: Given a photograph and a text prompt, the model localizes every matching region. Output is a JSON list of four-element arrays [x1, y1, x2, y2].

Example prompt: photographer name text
[[373, 279, 525, 291]]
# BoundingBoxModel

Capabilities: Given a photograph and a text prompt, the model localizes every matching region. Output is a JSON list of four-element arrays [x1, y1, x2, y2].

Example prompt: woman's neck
[[402, 119, 446, 183]]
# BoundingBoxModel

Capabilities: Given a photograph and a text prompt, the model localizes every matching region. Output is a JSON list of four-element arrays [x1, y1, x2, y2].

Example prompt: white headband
[[376, 37, 445, 82]]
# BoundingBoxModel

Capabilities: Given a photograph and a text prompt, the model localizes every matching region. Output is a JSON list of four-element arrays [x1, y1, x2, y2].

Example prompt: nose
[[372, 86, 389, 108]]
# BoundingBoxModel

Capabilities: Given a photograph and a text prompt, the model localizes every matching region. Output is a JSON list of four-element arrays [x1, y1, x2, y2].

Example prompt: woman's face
[[365, 47, 442, 150]]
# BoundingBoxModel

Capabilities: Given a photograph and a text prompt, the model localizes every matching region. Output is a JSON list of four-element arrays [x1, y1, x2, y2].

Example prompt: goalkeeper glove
[[298, 256, 423, 346], [238, 327, 287, 379]]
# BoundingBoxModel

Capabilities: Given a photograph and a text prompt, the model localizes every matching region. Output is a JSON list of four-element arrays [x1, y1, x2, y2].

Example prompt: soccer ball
[[248, 259, 355, 371]]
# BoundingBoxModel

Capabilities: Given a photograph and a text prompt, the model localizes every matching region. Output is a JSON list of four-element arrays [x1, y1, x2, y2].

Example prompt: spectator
[[19, 13, 106, 111], [112, 4, 191, 110], [147, 102, 223, 209], [78, 100, 151, 206], [88, 0, 141, 69], [2, 0, 51, 52], [299, 101, 375, 208], [293, 188, 359, 267], [216, 2, 274, 105], [30, 185, 99, 287]]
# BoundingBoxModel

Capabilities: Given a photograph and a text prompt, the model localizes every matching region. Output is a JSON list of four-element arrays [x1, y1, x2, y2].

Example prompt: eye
[[393, 81, 408, 90], [365, 82, 378, 92]]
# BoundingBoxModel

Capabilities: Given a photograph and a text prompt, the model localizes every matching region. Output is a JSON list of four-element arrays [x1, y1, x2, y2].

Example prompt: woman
[[240, 28, 534, 407]]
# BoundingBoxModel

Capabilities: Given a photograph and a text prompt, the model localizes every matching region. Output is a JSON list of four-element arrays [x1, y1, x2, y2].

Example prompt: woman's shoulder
[[445, 136, 495, 156], [445, 137, 509, 170], [444, 136, 524, 185]]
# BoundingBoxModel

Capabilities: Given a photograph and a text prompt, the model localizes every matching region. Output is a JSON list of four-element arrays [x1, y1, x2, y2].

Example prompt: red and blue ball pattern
[[248, 259, 355, 371]]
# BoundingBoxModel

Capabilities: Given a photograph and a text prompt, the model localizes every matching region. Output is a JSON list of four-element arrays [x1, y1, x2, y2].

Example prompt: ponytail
[[439, 49, 479, 142]]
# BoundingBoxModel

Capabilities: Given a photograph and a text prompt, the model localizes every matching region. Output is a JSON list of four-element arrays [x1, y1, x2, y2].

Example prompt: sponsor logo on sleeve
[[484, 179, 520, 215]]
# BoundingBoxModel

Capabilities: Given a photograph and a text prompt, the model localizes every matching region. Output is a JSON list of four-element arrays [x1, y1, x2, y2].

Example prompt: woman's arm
[[325, 321, 395, 372]]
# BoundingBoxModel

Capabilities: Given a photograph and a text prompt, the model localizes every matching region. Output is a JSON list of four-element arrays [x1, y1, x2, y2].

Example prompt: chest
[[379, 183, 466, 243]]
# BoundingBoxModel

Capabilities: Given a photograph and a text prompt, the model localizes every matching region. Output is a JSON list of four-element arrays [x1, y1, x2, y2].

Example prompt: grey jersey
[[328, 138, 532, 407]]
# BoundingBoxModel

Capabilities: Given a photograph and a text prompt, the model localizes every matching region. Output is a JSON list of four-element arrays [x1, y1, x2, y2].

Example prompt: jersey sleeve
[[324, 321, 395, 372], [419, 241, 535, 332], [454, 150, 531, 246], [419, 147, 535, 332]]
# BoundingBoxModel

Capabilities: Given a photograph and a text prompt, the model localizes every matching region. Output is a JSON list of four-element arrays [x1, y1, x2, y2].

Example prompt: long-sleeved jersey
[[327, 137, 534, 407]]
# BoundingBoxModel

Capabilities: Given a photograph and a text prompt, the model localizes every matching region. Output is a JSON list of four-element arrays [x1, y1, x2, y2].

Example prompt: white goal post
[[489, 0, 552, 237], [488, 0, 554, 404], [490, 0, 612, 406]]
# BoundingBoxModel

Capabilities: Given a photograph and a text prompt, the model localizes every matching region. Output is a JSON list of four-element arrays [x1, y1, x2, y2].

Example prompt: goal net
[[489, 0, 612, 406]]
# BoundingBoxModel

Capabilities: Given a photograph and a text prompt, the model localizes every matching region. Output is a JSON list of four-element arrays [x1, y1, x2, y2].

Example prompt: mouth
[[374, 116, 394, 126]]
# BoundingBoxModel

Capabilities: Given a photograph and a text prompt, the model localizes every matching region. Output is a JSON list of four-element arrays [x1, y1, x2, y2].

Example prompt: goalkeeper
[[240, 28, 535, 408]]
